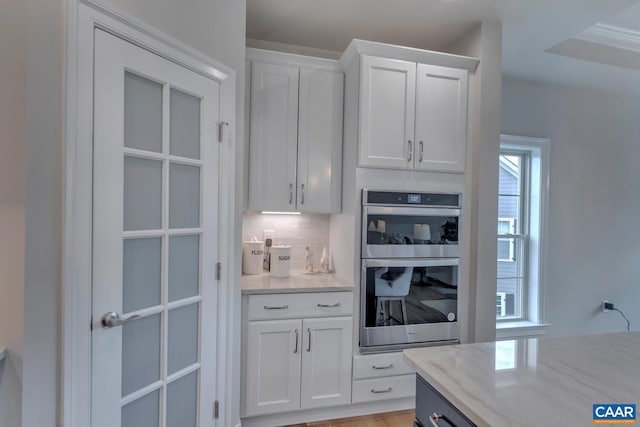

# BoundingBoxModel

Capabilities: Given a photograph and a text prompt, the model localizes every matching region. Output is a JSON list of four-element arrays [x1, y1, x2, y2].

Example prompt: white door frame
[[62, 1, 237, 426]]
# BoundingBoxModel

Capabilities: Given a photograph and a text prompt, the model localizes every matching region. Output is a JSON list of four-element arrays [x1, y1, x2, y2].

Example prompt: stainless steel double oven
[[360, 189, 461, 352]]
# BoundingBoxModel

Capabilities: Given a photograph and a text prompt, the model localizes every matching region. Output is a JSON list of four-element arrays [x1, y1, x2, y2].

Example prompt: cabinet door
[[248, 62, 299, 211], [301, 316, 353, 409], [414, 64, 468, 173], [245, 319, 302, 416], [359, 56, 415, 169], [297, 68, 344, 213]]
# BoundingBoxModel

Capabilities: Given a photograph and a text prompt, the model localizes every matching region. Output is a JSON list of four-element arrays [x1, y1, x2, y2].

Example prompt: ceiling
[[246, 0, 640, 95]]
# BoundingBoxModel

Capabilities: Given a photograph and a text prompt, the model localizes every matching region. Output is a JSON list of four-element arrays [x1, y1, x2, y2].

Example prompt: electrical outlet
[[602, 300, 611, 312], [263, 229, 274, 241]]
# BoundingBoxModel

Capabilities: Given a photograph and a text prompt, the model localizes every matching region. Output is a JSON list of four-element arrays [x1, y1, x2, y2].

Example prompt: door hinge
[[218, 121, 229, 142], [215, 262, 221, 280], [214, 400, 219, 419]]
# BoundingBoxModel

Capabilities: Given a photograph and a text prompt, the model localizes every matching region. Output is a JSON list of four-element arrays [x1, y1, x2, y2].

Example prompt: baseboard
[[240, 398, 415, 427]]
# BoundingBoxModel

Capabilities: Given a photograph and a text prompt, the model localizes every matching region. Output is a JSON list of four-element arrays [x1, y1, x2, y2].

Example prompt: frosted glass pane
[[168, 235, 200, 302], [123, 237, 161, 313], [170, 89, 201, 160], [124, 156, 162, 231], [122, 314, 161, 396], [168, 303, 199, 375], [169, 163, 200, 228], [122, 389, 160, 427], [124, 72, 162, 153], [166, 371, 198, 427]]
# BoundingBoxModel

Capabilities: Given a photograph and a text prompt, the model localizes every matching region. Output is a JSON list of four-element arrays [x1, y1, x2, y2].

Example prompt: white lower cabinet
[[245, 319, 302, 416], [351, 352, 416, 404], [243, 292, 353, 417]]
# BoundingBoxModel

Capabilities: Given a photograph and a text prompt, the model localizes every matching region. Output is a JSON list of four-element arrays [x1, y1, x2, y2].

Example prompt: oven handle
[[362, 258, 459, 269], [363, 206, 461, 217]]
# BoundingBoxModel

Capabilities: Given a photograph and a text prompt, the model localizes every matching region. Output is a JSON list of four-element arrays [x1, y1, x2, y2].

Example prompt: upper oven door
[[362, 206, 461, 258]]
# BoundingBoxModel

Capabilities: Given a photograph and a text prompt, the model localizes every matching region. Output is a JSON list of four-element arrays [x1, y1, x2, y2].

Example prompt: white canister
[[242, 239, 264, 275], [270, 245, 291, 278]]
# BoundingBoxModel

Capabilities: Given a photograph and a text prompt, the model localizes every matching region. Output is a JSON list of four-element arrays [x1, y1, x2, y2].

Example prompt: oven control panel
[[364, 190, 461, 208]]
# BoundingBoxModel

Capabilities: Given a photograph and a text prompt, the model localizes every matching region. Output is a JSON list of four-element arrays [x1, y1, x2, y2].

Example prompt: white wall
[[448, 22, 502, 343], [21, 1, 246, 426], [0, 0, 27, 362], [502, 76, 640, 337]]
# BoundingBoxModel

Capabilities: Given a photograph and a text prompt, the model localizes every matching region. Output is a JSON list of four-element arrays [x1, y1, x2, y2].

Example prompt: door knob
[[101, 311, 140, 329]]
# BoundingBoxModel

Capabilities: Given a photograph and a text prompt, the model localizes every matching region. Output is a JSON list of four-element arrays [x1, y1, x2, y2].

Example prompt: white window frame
[[496, 135, 550, 339]]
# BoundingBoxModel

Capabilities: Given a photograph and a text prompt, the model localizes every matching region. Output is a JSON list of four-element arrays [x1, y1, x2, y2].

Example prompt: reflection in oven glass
[[365, 215, 458, 246], [364, 265, 458, 327]]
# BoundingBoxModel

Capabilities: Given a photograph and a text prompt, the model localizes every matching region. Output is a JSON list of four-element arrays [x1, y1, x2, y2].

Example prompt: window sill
[[496, 321, 550, 340]]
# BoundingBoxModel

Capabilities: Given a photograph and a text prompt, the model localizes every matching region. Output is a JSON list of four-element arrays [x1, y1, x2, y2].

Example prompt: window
[[497, 135, 549, 326]]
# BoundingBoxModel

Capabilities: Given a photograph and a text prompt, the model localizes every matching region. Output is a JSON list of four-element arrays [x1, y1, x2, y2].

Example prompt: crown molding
[[574, 23, 640, 53]]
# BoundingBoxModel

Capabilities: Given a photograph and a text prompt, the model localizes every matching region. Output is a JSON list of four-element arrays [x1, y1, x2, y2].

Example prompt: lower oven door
[[360, 258, 460, 351]]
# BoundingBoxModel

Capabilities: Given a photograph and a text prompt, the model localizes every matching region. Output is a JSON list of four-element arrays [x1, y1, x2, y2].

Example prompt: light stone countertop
[[241, 270, 353, 294], [404, 332, 640, 427]]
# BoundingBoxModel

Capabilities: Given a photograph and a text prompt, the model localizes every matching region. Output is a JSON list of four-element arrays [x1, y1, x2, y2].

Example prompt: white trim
[[574, 23, 640, 53], [246, 48, 342, 72], [62, 2, 236, 426], [496, 321, 550, 340], [339, 39, 479, 71], [240, 397, 415, 427], [499, 135, 550, 327]]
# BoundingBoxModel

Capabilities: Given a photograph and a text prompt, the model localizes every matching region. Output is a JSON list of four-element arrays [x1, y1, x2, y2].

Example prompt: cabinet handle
[[307, 328, 312, 352], [372, 363, 394, 370], [263, 305, 289, 310], [408, 140, 413, 162], [370, 387, 392, 394], [294, 329, 299, 353], [317, 303, 341, 308], [419, 140, 424, 162], [289, 183, 293, 204], [429, 413, 456, 427], [301, 183, 305, 205]]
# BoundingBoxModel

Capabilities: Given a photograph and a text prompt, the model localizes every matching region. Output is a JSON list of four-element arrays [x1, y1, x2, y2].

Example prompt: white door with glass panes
[[92, 29, 219, 427]]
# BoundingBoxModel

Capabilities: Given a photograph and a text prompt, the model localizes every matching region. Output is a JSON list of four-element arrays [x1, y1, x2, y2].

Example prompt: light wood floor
[[285, 410, 415, 427]]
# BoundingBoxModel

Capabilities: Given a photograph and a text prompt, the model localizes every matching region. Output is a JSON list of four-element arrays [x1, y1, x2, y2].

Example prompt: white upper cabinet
[[345, 40, 476, 174], [359, 56, 416, 169], [297, 68, 344, 212], [247, 49, 343, 213], [248, 62, 299, 212], [414, 64, 468, 173]]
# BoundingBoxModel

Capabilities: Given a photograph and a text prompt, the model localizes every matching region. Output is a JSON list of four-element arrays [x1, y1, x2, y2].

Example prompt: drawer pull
[[263, 305, 289, 310], [307, 328, 312, 352], [317, 302, 341, 308], [429, 413, 456, 427], [372, 363, 394, 370], [370, 387, 392, 394]]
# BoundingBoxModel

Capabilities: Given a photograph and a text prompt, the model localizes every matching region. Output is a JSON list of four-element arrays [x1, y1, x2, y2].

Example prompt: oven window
[[363, 264, 458, 327], [365, 215, 458, 246]]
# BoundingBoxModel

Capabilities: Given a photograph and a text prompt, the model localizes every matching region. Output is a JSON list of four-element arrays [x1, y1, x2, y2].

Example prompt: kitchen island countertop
[[241, 270, 353, 294], [404, 332, 640, 427]]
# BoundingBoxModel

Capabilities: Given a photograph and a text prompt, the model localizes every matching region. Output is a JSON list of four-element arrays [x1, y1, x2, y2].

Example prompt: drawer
[[353, 352, 415, 380], [415, 375, 476, 427], [352, 374, 415, 404], [247, 292, 353, 320]]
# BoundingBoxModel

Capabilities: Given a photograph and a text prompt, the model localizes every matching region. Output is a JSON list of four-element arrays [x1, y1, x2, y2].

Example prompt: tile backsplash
[[242, 213, 330, 271]]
